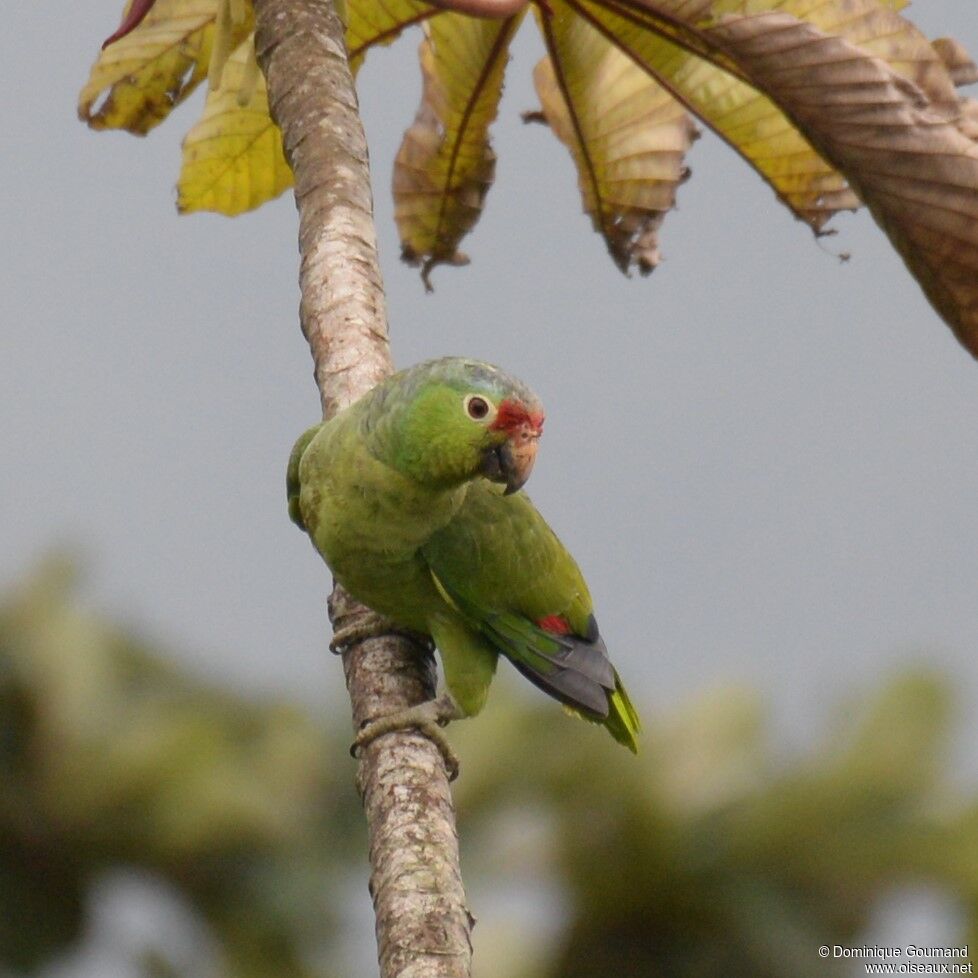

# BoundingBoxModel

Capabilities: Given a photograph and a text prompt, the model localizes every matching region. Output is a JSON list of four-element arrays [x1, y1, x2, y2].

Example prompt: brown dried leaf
[[706, 10, 978, 354], [533, 1, 698, 274], [393, 12, 524, 288], [932, 37, 978, 89], [572, 0, 967, 233], [570, 0, 859, 231]]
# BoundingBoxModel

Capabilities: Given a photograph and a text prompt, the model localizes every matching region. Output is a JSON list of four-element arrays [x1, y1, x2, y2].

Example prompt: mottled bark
[[252, 2, 473, 974]]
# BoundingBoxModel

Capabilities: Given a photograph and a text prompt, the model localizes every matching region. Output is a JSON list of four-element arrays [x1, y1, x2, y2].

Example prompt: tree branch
[[252, 1, 473, 974]]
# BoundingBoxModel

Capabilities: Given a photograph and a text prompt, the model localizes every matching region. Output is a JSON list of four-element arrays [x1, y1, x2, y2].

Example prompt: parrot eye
[[464, 394, 493, 421]]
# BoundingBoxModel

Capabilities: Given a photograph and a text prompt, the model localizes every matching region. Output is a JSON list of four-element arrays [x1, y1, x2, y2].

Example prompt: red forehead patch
[[491, 399, 545, 434]]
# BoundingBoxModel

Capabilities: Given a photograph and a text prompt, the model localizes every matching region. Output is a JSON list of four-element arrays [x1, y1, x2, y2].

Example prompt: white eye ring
[[463, 393, 495, 422]]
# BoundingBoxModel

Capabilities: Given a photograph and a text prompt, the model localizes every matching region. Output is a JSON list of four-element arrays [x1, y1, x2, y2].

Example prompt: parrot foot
[[352, 694, 463, 781], [329, 613, 433, 656]]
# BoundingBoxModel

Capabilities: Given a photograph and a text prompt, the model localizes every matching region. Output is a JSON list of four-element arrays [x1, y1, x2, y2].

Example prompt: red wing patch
[[537, 615, 573, 636]]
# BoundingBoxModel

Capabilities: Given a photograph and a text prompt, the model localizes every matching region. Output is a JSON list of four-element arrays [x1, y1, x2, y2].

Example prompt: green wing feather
[[287, 423, 323, 531], [423, 482, 640, 752]]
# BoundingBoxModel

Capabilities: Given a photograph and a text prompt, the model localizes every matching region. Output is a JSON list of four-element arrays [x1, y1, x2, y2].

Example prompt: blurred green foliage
[[0, 558, 354, 977], [2, 559, 977, 977]]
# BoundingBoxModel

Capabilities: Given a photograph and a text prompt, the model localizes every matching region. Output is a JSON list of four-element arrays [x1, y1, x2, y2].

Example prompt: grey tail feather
[[488, 614, 614, 689], [484, 614, 617, 718], [506, 650, 611, 719], [552, 631, 615, 689]]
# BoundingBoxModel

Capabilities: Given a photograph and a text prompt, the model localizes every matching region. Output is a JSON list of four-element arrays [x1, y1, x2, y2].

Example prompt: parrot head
[[381, 358, 545, 494], [476, 393, 545, 494]]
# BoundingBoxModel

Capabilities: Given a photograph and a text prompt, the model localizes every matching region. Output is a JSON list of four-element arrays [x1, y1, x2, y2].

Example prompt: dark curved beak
[[481, 424, 540, 494]]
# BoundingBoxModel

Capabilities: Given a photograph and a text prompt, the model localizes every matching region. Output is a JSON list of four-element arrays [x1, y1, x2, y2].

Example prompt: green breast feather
[[288, 358, 640, 753]]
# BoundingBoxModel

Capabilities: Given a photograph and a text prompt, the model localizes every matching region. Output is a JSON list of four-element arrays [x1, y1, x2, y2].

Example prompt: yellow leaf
[[533, 1, 698, 273], [78, 0, 252, 135], [177, 38, 293, 216], [571, 0, 859, 230], [346, 0, 438, 75], [393, 12, 524, 287], [569, 0, 964, 231]]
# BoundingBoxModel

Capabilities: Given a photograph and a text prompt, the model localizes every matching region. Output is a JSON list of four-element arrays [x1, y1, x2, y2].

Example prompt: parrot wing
[[421, 482, 640, 751], [287, 423, 323, 531]]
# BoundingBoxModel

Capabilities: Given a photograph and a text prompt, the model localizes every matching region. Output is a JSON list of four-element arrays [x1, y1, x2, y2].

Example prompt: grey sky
[[4, 0, 978, 779]]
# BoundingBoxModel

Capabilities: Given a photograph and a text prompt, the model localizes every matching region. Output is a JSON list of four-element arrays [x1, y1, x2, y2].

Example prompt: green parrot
[[288, 357, 640, 762]]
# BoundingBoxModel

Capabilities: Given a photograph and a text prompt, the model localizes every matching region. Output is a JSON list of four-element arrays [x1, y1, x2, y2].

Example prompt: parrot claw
[[351, 694, 463, 781], [329, 613, 433, 655]]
